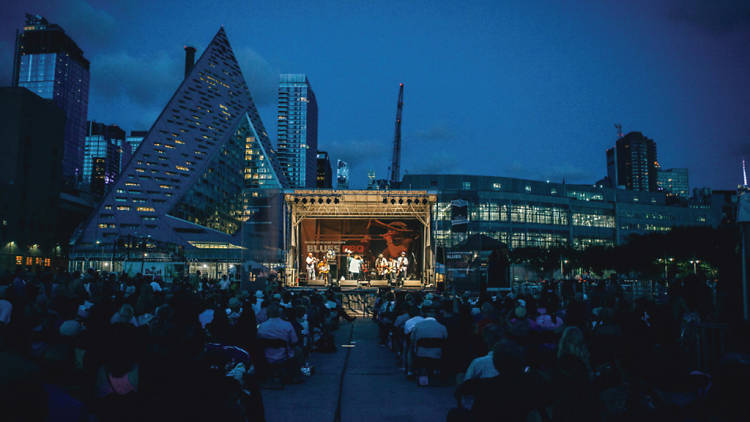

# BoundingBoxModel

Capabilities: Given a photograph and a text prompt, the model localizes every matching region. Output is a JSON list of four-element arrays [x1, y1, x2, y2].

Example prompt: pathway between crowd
[[262, 319, 456, 422]]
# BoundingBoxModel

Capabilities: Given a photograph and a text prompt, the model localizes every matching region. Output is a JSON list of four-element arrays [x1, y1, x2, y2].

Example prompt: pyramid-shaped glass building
[[71, 28, 287, 272]]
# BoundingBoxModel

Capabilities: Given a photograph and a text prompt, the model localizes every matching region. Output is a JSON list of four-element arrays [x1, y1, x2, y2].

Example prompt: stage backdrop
[[300, 218, 423, 277]]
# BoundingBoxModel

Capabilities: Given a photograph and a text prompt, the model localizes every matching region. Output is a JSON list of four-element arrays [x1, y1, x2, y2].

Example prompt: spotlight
[[398, 198, 404, 204], [294, 198, 299, 203], [390, 199, 396, 204], [334, 198, 340, 204], [302, 198, 307, 204], [406, 199, 412, 204], [318, 198, 323, 204], [326, 198, 332, 204], [383, 198, 387, 204], [422, 199, 428, 204]]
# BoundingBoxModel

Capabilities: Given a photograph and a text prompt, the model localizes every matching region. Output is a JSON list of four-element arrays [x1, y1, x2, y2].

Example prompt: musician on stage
[[388, 257, 397, 285], [397, 251, 409, 285], [349, 254, 364, 281], [325, 248, 337, 280], [305, 252, 317, 281], [317, 258, 330, 285], [375, 254, 389, 280]]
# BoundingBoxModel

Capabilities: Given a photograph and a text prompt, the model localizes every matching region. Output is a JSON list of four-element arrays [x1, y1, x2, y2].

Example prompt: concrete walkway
[[262, 320, 455, 422]]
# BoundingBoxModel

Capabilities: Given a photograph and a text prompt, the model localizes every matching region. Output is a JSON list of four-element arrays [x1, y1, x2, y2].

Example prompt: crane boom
[[390, 83, 404, 187]]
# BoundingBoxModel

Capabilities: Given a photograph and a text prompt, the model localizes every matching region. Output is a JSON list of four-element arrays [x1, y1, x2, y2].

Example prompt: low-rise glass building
[[401, 174, 715, 250]]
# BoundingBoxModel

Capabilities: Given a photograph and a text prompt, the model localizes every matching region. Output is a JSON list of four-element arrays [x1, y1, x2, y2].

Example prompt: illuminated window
[[159, 185, 173, 190], [525, 185, 532, 192], [26, 257, 32, 266], [117, 206, 131, 211], [34, 257, 42, 265], [492, 183, 502, 190], [176, 165, 190, 171], [462, 181, 471, 190], [15, 256, 22, 265], [44, 258, 51, 267], [137, 207, 156, 212]]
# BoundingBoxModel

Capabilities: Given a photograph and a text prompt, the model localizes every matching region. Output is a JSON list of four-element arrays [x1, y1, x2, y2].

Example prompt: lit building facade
[[401, 174, 715, 250], [126, 130, 147, 155], [277, 74, 318, 188], [606, 132, 658, 192], [316, 151, 332, 188], [70, 28, 282, 276], [13, 14, 89, 185], [657, 168, 689, 199], [83, 122, 126, 196]]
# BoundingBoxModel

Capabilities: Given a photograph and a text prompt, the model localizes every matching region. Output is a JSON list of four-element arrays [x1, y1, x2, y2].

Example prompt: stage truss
[[283, 189, 438, 287]]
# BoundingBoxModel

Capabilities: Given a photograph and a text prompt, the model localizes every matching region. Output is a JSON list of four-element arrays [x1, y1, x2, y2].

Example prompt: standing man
[[326, 247, 337, 281], [375, 254, 388, 280], [397, 251, 409, 285], [349, 254, 363, 282], [317, 258, 330, 285], [306, 252, 317, 281], [345, 249, 353, 279], [388, 257, 397, 285]]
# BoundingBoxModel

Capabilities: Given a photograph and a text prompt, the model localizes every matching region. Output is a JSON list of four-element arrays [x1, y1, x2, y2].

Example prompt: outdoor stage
[[283, 189, 438, 289], [288, 286, 438, 317]]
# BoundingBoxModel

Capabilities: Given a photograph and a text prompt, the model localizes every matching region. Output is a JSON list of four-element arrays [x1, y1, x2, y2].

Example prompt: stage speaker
[[370, 280, 389, 287], [306, 279, 326, 287], [339, 279, 359, 287]]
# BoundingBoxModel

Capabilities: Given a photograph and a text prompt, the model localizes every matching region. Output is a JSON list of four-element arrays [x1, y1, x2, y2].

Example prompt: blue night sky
[[1, 0, 748, 189]]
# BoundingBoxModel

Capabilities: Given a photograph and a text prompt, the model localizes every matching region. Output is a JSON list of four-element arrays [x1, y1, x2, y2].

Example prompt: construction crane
[[390, 83, 404, 188], [614, 123, 623, 138]]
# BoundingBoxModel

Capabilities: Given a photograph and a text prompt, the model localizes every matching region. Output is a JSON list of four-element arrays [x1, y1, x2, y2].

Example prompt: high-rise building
[[606, 131, 658, 192], [336, 159, 350, 189], [0, 87, 66, 271], [277, 74, 318, 188], [126, 130, 147, 155], [316, 151, 332, 188], [71, 28, 286, 271], [657, 168, 689, 199], [13, 14, 89, 185], [83, 122, 126, 196]]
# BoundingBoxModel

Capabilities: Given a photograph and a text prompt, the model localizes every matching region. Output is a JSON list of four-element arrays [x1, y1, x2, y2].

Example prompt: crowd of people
[[0, 268, 350, 421], [373, 276, 750, 421]]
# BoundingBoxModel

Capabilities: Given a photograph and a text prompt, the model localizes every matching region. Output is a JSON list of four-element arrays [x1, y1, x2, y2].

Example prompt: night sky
[[1, 0, 748, 189]]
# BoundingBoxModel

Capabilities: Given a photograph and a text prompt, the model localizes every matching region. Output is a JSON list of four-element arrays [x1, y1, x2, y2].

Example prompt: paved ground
[[262, 320, 455, 422]]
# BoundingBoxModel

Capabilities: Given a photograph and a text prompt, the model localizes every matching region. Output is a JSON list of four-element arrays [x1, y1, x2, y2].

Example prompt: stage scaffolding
[[283, 189, 438, 287]]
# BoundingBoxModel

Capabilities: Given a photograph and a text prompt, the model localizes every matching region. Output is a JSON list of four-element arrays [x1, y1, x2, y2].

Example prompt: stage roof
[[285, 189, 437, 222]]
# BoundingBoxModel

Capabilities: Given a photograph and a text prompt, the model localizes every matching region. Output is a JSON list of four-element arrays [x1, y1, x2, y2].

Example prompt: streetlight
[[560, 258, 569, 278], [689, 259, 700, 274]]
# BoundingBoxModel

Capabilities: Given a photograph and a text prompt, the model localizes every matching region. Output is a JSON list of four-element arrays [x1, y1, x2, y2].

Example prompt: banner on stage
[[299, 218, 423, 274]]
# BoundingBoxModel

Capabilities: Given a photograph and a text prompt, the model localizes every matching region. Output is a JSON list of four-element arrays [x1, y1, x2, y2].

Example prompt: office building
[[13, 14, 89, 185], [277, 74, 318, 188], [0, 87, 66, 271], [606, 132, 658, 192], [126, 130, 147, 155], [657, 168, 689, 199], [316, 151, 332, 188], [402, 174, 714, 251], [337, 160, 350, 189], [83, 122, 126, 196], [70, 28, 286, 276]]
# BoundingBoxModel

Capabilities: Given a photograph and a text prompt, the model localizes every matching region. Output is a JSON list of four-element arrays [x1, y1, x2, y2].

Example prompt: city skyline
[[1, 1, 748, 190]]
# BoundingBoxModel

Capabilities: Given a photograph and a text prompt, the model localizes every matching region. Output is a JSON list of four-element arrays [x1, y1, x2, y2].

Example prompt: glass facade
[[402, 174, 715, 250], [277, 74, 318, 188], [14, 16, 90, 183], [74, 28, 277, 254]]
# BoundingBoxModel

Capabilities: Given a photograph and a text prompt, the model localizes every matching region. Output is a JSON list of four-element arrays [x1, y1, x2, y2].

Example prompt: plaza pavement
[[262, 319, 456, 422]]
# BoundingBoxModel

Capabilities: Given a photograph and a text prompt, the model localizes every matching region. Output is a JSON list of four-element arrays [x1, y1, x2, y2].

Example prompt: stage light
[[422, 199, 428, 204], [383, 198, 387, 204], [390, 199, 396, 204], [326, 198, 332, 204], [318, 198, 323, 204], [407, 199, 412, 204], [294, 198, 299, 203], [334, 198, 340, 204], [398, 198, 404, 204], [302, 198, 307, 204]]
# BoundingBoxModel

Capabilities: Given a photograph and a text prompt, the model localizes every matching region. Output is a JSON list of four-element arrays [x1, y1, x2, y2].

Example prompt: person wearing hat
[[396, 251, 409, 286], [375, 254, 388, 279], [305, 252, 318, 282]]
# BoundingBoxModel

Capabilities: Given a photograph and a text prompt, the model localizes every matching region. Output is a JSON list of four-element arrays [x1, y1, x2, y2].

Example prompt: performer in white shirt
[[305, 252, 317, 281], [349, 254, 363, 281], [396, 251, 409, 285], [375, 254, 389, 278]]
